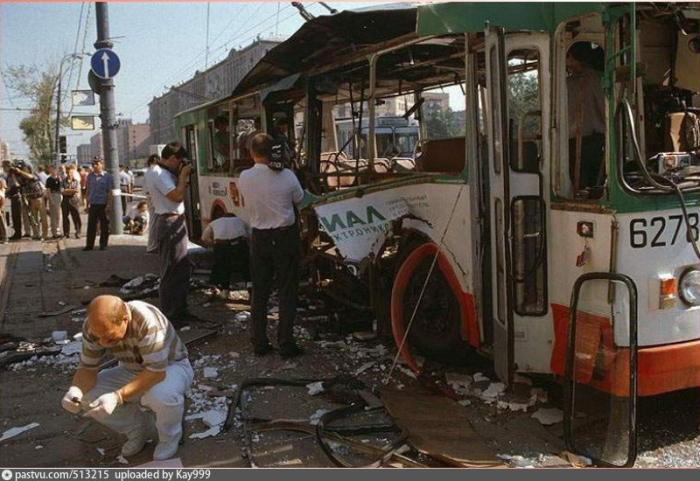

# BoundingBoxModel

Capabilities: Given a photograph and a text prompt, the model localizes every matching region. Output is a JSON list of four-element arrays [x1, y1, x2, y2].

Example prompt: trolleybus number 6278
[[630, 213, 699, 248]]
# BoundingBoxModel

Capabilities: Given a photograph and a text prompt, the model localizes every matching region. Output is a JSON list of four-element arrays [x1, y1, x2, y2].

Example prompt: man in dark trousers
[[237, 133, 305, 358], [150, 141, 194, 328], [84, 157, 112, 251]]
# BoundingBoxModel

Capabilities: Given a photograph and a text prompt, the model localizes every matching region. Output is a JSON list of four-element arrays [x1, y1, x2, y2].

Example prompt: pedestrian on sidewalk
[[3, 160, 23, 241], [45, 166, 63, 239], [119, 165, 132, 217], [200, 213, 250, 299], [144, 154, 159, 253], [61, 164, 82, 239], [78, 166, 88, 208], [84, 157, 112, 251], [61, 295, 193, 461], [151, 142, 195, 327], [237, 133, 305, 358], [15, 162, 47, 240], [0, 173, 7, 244]]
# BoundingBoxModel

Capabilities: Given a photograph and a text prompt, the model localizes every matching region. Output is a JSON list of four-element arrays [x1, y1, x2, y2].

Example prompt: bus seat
[[418, 137, 466, 173], [665, 111, 700, 152]]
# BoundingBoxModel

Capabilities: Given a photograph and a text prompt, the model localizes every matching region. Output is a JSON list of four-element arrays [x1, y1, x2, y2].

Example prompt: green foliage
[[4, 63, 61, 162], [426, 107, 462, 139]]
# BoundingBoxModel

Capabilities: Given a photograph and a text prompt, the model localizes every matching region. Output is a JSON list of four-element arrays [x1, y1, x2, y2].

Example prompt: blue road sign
[[91, 49, 121, 79]]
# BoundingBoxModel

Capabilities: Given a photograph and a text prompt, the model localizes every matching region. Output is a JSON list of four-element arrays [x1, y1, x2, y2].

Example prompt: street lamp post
[[54, 53, 86, 168]]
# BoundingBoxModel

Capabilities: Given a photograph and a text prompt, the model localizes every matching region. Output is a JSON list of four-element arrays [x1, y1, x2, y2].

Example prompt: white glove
[[61, 386, 84, 414], [85, 392, 122, 419]]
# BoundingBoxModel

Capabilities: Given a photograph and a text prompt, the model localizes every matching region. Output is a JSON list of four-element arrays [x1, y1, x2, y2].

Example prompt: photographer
[[150, 141, 195, 328]]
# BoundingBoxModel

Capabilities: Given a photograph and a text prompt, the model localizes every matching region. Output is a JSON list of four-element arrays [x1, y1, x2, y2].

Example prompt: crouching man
[[61, 295, 193, 460]]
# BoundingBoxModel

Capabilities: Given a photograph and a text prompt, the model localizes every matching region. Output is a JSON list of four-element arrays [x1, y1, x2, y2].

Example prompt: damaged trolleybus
[[173, 3, 700, 466]]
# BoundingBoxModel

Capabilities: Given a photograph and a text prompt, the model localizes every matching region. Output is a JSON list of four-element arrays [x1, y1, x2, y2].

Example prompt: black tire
[[391, 241, 470, 366]]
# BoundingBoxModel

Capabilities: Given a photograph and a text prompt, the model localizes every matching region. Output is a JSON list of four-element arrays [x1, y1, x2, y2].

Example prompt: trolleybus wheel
[[391, 241, 468, 373]]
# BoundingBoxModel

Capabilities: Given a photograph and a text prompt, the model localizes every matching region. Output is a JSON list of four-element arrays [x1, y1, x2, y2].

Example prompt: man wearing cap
[[61, 295, 193, 461], [84, 157, 113, 251], [151, 141, 194, 327]]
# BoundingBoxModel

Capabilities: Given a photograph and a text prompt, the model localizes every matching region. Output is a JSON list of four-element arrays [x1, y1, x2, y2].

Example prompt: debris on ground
[[0, 422, 40, 442], [531, 408, 564, 426]]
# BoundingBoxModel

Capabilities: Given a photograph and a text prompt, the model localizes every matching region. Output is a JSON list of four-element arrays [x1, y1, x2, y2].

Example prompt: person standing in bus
[[567, 41, 606, 194], [151, 142, 195, 328], [238, 133, 305, 358], [273, 117, 297, 169], [213, 115, 231, 171]]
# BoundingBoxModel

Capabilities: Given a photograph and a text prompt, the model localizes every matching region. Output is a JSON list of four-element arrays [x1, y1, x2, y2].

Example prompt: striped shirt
[[80, 300, 188, 373]]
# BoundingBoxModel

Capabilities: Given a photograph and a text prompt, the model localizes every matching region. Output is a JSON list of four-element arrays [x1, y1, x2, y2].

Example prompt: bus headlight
[[678, 269, 700, 307]]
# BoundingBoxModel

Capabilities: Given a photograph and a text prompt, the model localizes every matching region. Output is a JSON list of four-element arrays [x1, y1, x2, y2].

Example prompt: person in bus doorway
[[241, 118, 262, 158], [84, 157, 112, 251], [273, 117, 297, 169], [213, 115, 231, 172], [61, 295, 193, 461], [200, 213, 250, 300], [151, 142, 196, 328], [567, 41, 605, 196], [238, 133, 305, 358]]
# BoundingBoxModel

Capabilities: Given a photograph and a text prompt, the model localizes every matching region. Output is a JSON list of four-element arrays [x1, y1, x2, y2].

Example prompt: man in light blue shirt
[[84, 158, 113, 251]]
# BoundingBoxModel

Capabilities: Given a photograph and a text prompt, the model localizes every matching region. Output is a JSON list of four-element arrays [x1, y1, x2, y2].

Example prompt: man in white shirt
[[237, 133, 305, 358], [143, 154, 160, 253], [150, 142, 193, 328], [201, 214, 250, 299]]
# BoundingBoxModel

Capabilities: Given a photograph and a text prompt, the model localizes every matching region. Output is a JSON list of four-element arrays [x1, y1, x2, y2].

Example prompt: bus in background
[[335, 116, 419, 161]]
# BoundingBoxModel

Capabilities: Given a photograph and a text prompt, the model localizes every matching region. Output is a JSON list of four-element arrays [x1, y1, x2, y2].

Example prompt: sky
[[0, 1, 386, 159]]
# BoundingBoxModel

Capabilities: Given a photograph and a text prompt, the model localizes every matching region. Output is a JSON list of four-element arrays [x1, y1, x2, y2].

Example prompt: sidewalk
[[0, 234, 160, 341]]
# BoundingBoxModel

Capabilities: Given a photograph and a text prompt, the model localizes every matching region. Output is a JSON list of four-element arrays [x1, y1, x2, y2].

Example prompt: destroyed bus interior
[[614, 5, 700, 196], [301, 34, 469, 196]]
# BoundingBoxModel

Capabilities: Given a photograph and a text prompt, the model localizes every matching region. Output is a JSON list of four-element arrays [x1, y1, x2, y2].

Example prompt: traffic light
[[59, 135, 67, 154], [61, 154, 68, 163]]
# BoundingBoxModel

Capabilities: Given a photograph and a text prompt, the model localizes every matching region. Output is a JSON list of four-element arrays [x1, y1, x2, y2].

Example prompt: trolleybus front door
[[485, 28, 550, 387]]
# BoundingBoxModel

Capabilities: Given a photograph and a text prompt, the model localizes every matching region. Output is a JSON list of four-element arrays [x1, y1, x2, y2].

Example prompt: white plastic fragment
[[354, 362, 375, 375], [309, 409, 329, 425], [481, 382, 505, 399], [531, 408, 564, 426], [473, 372, 489, 382], [117, 455, 129, 464], [97, 447, 105, 456], [306, 382, 325, 396], [203, 367, 218, 379], [0, 422, 40, 442]]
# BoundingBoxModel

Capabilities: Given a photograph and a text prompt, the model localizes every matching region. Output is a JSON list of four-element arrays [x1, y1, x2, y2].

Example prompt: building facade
[[148, 39, 280, 145]]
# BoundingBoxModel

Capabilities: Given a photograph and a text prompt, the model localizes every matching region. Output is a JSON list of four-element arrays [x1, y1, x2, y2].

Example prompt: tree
[[426, 107, 461, 139], [4, 63, 65, 163]]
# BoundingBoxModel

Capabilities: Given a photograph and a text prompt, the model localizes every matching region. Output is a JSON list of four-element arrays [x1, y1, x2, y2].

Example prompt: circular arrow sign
[[90, 48, 121, 79]]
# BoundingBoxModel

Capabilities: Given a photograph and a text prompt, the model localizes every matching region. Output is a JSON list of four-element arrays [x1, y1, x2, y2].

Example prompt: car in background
[[132, 168, 147, 190]]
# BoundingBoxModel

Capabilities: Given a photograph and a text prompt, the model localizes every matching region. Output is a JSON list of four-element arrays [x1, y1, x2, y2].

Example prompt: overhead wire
[[62, 1, 86, 103], [123, 3, 303, 120]]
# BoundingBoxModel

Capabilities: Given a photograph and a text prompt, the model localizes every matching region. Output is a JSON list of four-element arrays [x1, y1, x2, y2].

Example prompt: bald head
[[87, 295, 129, 347]]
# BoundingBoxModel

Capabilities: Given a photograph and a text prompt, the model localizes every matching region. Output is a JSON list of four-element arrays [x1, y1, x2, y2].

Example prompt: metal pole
[[94, 1, 123, 234], [54, 70, 62, 169]]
